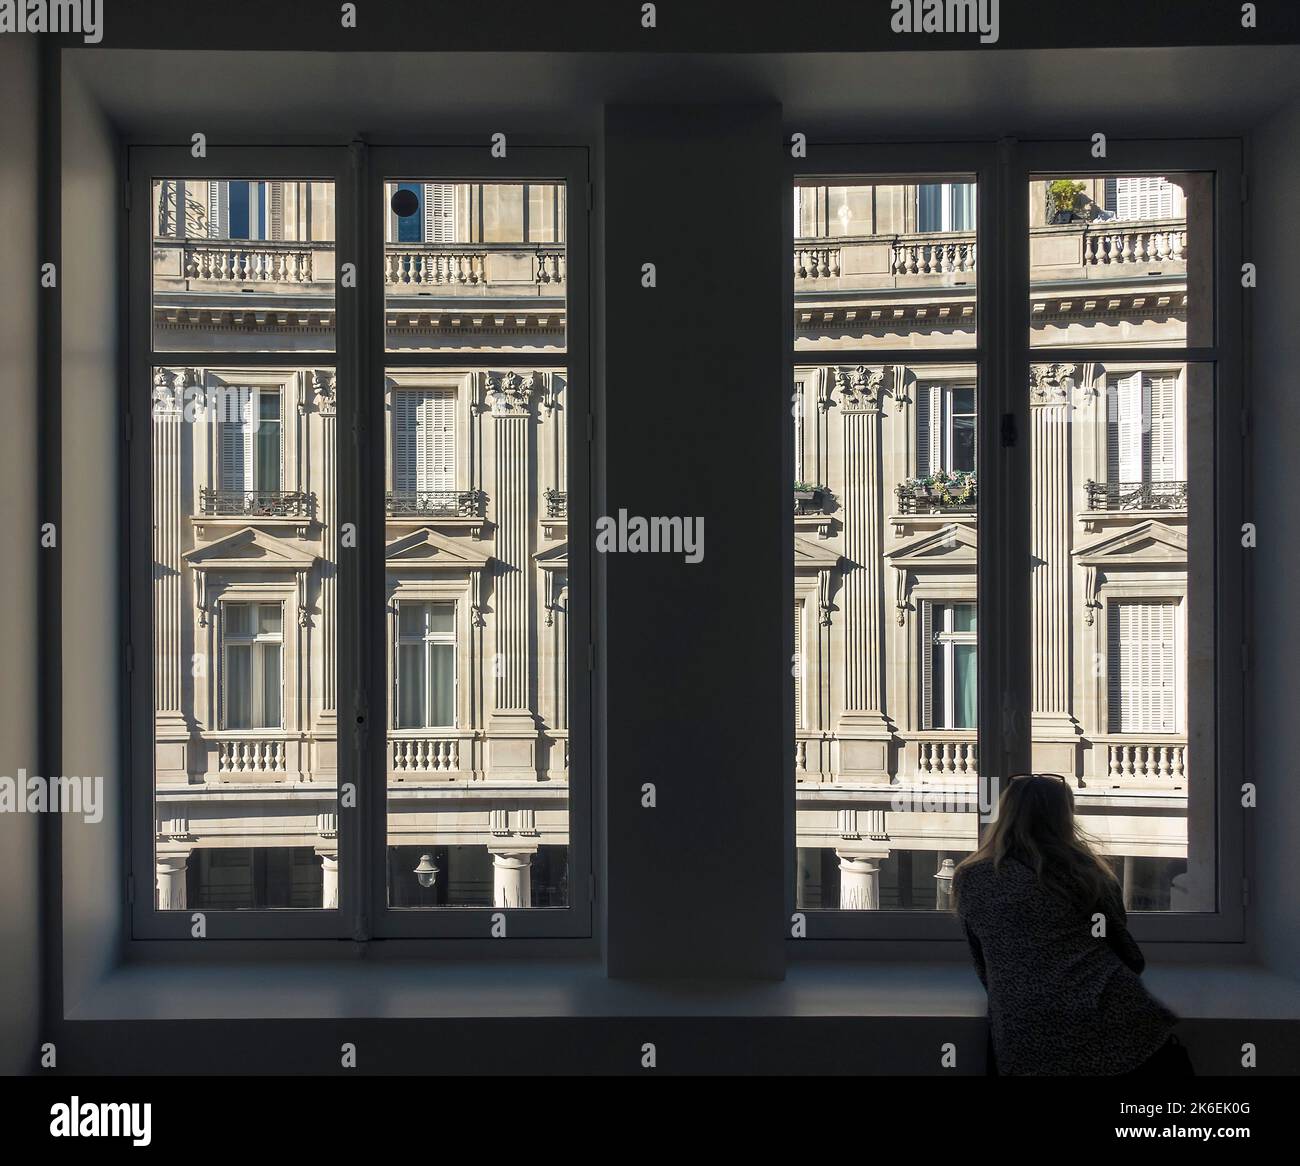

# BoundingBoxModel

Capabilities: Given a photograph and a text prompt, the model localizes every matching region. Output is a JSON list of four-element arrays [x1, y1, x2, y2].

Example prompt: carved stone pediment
[[1073, 519, 1187, 567], [885, 522, 977, 569], [533, 541, 569, 571], [385, 527, 492, 568], [183, 526, 317, 571], [182, 527, 319, 626], [794, 534, 841, 573]]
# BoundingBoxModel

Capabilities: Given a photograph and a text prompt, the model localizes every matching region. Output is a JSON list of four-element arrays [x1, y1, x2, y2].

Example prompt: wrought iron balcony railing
[[199, 488, 314, 517], [1084, 479, 1187, 512], [386, 489, 485, 518], [895, 478, 977, 515], [544, 489, 567, 519]]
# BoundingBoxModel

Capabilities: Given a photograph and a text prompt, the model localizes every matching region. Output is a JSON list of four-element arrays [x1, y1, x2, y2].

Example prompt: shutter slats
[[920, 601, 934, 730], [424, 183, 454, 243], [794, 602, 803, 730], [1111, 601, 1177, 734], [395, 389, 456, 493], [1115, 176, 1175, 221]]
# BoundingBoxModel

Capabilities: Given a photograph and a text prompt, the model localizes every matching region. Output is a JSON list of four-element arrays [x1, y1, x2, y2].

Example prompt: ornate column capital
[[1029, 362, 1076, 407], [485, 370, 537, 418], [312, 370, 337, 415], [835, 365, 886, 413]]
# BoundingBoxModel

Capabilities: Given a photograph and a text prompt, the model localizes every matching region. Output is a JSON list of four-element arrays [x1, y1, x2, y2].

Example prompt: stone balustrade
[[385, 243, 566, 293], [391, 737, 461, 773], [915, 737, 979, 777], [216, 737, 288, 775], [793, 218, 1186, 294], [154, 239, 335, 291], [1104, 740, 1187, 785]]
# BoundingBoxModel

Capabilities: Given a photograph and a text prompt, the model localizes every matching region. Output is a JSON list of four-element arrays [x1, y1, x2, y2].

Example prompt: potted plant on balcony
[[896, 470, 977, 511], [1047, 179, 1087, 224], [794, 481, 829, 512]]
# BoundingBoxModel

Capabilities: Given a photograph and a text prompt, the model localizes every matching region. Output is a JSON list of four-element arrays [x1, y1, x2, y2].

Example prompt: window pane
[[151, 178, 336, 353], [151, 366, 337, 910], [225, 643, 251, 729], [1029, 361, 1211, 912], [259, 643, 282, 729], [795, 175, 977, 353], [430, 643, 456, 727], [1029, 171, 1210, 348], [396, 643, 426, 729], [384, 178, 566, 353], [386, 363, 570, 909], [398, 601, 427, 639], [954, 644, 977, 729], [793, 359, 979, 912], [427, 602, 456, 635]]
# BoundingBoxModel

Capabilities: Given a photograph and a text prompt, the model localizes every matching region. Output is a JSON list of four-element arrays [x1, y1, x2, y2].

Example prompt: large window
[[791, 141, 1241, 940], [380, 160, 576, 920], [792, 166, 984, 921], [131, 145, 589, 939]]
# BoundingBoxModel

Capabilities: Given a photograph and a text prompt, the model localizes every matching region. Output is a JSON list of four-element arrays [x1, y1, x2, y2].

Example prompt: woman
[[954, 773, 1190, 1076]]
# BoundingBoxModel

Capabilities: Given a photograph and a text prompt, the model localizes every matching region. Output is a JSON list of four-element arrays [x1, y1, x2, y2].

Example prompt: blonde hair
[[954, 774, 1118, 914]]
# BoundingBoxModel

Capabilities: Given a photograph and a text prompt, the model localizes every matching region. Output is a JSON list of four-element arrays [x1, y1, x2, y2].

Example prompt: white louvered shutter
[[920, 601, 934, 730], [1115, 177, 1175, 221], [268, 181, 284, 241], [394, 391, 418, 493], [1110, 602, 1176, 733], [1147, 373, 1177, 482], [395, 390, 456, 493], [794, 601, 804, 730], [1108, 372, 1144, 484], [219, 396, 255, 491], [917, 384, 943, 475], [424, 183, 455, 242], [420, 390, 455, 491], [208, 180, 228, 238]]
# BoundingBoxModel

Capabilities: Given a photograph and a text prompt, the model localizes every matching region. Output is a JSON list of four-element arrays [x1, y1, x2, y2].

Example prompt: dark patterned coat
[[955, 856, 1178, 1075]]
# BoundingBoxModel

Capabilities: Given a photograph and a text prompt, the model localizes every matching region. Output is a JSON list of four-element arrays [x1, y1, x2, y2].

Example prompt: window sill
[[64, 953, 1300, 1023]]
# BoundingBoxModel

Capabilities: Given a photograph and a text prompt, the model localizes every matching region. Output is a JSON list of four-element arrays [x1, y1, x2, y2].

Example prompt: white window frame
[[922, 600, 978, 731], [219, 599, 285, 731], [918, 381, 978, 476], [393, 599, 459, 731]]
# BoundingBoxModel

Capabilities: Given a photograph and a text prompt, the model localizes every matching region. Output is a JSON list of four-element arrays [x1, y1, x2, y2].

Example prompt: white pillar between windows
[[486, 371, 540, 780], [1029, 366, 1081, 771], [490, 850, 533, 909], [156, 853, 191, 911], [835, 366, 892, 779], [153, 370, 191, 786], [836, 850, 881, 911], [318, 850, 339, 910]]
